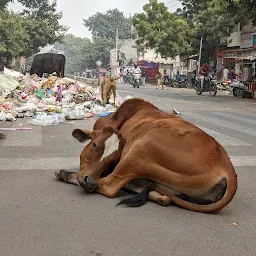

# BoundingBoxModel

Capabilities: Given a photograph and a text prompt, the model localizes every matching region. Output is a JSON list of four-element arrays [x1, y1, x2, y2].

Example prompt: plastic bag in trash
[[65, 109, 86, 120], [0, 111, 7, 121], [28, 113, 65, 126], [14, 103, 37, 113], [90, 104, 109, 116]]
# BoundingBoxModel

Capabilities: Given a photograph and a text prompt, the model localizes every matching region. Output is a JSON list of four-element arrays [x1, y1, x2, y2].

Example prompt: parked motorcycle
[[229, 80, 252, 98], [220, 79, 232, 90], [173, 76, 192, 88], [195, 75, 217, 96]]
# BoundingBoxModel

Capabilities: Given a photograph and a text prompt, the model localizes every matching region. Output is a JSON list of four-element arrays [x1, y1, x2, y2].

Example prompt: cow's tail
[[168, 173, 237, 213], [117, 186, 151, 207], [118, 172, 237, 213]]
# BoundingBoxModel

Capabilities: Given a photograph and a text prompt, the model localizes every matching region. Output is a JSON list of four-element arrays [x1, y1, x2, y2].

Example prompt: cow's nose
[[81, 176, 98, 192]]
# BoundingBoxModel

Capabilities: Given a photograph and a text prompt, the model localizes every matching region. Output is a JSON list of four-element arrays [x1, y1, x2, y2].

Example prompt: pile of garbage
[[0, 67, 133, 126]]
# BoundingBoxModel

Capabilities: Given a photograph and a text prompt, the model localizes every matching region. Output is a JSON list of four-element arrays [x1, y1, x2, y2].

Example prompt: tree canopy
[[177, 0, 256, 62], [0, 0, 10, 9], [0, 10, 29, 57], [83, 9, 136, 39], [0, 0, 66, 58], [51, 34, 113, 73], [132, 0, 191, 58]]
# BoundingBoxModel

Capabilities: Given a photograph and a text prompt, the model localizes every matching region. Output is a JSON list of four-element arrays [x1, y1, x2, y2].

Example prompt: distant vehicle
[[173, 75, 192, 88], [30, 53, 66, 78], [195, 74, 217, 96], [132, 72, 142, 88], [230, 80, 252, 98]]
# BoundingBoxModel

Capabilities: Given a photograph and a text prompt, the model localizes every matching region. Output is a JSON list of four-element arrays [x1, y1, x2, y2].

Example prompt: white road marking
[[100, 133, 120, 161], [184, 112, 256, 137], [2, 126, 42, 147], [230, 156, 256, 167], [199, 127, 252, 146], [0, 157, 79, 171], [212, 112, 256, 125], [0, 156, 256, 171]]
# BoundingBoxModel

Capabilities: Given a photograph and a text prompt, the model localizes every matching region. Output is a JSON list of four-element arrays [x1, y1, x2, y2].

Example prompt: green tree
[[132, 0, 191, 58], [83, 9, 136, 39], [20, 0, 67, 56], [0, 10, 29, 57], [0, 0, 10, 9], [177, 0, 256, 63], [216, 0, 256, 25], [0, 0, 66, 58], [51, 34, 113, 73], [84, 36, 113, 69], [51, 34, 92, 74]]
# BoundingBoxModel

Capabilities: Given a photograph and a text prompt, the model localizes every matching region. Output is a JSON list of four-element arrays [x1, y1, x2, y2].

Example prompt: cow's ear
[[72, 129, 91, 143]]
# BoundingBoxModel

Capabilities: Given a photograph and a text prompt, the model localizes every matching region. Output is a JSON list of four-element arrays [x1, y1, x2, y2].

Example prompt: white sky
[[9, 0, 182, 38]]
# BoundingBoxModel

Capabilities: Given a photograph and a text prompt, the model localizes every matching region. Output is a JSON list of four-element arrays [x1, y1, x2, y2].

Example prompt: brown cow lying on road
[[55, 98, 237, 213], [101, 76, 118, 107]]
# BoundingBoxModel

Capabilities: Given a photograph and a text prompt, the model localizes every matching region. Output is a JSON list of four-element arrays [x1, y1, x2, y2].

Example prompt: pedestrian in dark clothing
[[230, 67, 237, 81]]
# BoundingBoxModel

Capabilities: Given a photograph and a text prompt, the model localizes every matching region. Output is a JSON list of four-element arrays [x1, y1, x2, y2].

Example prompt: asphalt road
[[1, 84, 256, 256]]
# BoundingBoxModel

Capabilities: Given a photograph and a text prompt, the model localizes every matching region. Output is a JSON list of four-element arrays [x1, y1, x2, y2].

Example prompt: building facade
[[216, 23, 256, 81]]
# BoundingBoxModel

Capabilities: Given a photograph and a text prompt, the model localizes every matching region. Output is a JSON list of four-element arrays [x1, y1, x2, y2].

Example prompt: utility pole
[[115, 28, 119, 77], [198, 37, 203, 75]]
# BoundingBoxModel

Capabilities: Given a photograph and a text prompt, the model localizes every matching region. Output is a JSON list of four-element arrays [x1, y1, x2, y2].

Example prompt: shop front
[[216, 48, 256, 96]]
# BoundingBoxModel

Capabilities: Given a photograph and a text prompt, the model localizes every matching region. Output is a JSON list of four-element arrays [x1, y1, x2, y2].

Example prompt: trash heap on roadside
[[0, 67, 133, 126]]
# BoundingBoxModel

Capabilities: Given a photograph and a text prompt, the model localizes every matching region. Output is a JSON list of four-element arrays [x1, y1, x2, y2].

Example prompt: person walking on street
[[230, 67, 238, 81], [119, 69, 123, 83], [141, 69, 148, 86], [223, 66, 229, 81]]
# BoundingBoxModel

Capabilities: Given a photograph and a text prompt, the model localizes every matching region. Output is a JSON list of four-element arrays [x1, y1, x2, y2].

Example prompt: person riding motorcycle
[[132, 64, 141, 74], [199, 63, 213, 90], [132, 64, 142, 86]]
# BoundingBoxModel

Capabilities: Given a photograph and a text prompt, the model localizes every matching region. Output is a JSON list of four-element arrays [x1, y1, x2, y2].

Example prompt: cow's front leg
[[93, 158, 139, 198], [96, 173, 135, 198], [55, 170, 78, 185]]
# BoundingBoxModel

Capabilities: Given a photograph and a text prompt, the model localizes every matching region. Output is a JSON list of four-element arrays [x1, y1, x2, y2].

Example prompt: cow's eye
[[92, 143, 97, 148]]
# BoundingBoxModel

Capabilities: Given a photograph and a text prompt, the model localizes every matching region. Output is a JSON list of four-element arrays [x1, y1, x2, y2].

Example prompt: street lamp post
[[115, 28, 119, 77], [198, 37, 203, 75]]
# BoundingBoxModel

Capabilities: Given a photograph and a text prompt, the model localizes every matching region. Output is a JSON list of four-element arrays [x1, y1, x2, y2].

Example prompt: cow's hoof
[[55, 170, 65, 181], [157, 196, 172, 206], [0, 133, 7, 139], [55, 171, 61, 180]]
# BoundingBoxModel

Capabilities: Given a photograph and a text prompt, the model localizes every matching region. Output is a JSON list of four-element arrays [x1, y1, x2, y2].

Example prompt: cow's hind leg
[[111, 85, 116, 106], [124, 182, 172, 206], [92, 157, 169, 207], [55, 170, 78, 185]]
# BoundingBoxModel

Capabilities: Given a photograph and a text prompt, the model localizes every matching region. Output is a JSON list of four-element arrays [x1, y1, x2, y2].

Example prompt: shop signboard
[[240, 34, 253, 48], [224, 48, 256, 60], [224, 52, 238, 58]]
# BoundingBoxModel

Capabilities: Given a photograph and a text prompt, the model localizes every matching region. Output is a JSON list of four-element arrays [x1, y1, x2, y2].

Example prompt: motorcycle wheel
[[195, 82, 202, 95], [196, 89, 202, 95], [233, 88, 238, 97], [173, 82, 179, 88], [209, 83, 217, 96], [186, 81, 192, 88]]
